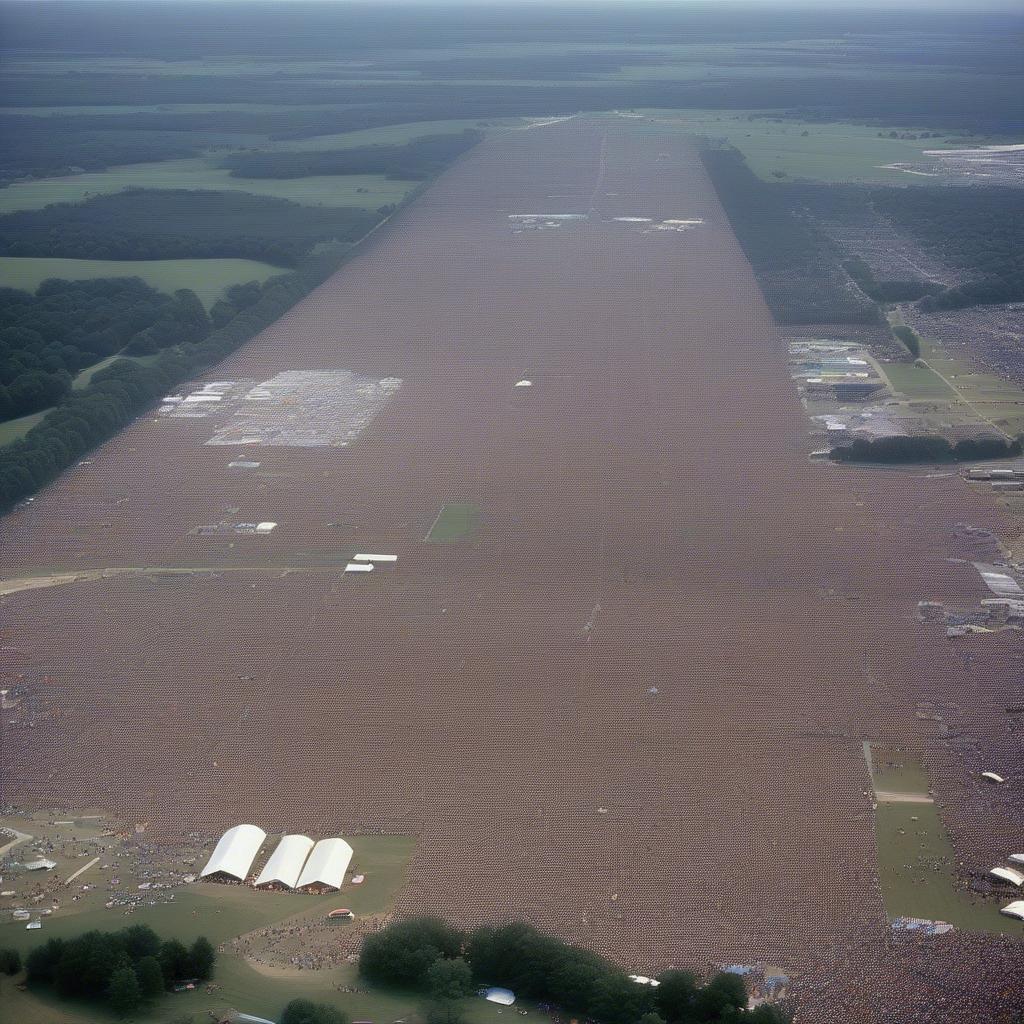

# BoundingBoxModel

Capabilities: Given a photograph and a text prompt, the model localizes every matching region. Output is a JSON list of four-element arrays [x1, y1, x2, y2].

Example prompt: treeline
[[25, 925, 214, 1017], [872, 186, 1024, 310], [831, 433, 1022, 464], [841, 257, 941, 304], [890, 324, 921, 358], [0, 246, 352, 511], [0, 124, 201, 185], [223, 130, 482, 181], [0, 189, 379, 266], [360, 917, 786, 1024], [0, 278, 215, 421], [700, 146, 880, 325]]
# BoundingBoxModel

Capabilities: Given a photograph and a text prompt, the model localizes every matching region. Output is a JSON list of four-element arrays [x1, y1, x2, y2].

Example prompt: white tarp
[[296, 838, 354, 891]]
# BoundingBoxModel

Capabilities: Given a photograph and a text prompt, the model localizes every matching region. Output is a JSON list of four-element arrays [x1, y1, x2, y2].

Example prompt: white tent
[[982, 771, 1006, 784], [989, 866, 1024, 887], [254, 834, 314, 889], [1009, 854, 1024, 866], [200, 824, 267, 881], [296, 838, 354, 891], [1000, 901, 1024, 921]]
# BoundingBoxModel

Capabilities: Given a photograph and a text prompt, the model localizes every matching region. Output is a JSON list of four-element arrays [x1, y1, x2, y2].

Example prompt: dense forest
[[841, 257, 942, 304], [359, 917, 785, 1024], [25, 925, 214, 1017], [871, 186, 1024, 309], [0, 246, 352, 510], [223, 130, 482, 180], [0, 278, 215, 421], [0, 189, 380, 266], [831, 434, 1022, 464], [700, 146, 880, 325]]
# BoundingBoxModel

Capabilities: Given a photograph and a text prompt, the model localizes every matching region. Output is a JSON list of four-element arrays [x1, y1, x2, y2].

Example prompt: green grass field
[[620, 109, 978, 184], [0, 409, 47, 446], [0, 257, 284, 308], [426, 503, 481, 543], [0, 157, 417, 214], [865, 744, 1022, 934], [881, 361, 954, 401]]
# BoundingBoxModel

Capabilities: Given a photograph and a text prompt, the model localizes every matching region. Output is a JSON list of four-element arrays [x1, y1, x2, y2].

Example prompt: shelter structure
[[296, 837, 353, 892], [1001, 901, 1024, 921], [989, 866, 1024, 887], [200, 824, 267, 881], [254, 834, 314, 889]]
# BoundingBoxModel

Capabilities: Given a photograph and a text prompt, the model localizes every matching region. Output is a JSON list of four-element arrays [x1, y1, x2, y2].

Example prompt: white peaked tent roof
[[200, 824, 267, 880], [990, 866, 1024, 887], [255, 834, 314, 889], [1001, 901, 1024, 921], [296, 838, 354, 891]]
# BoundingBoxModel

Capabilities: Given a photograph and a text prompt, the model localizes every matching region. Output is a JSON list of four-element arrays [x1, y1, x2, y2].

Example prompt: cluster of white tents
[[199, 825, 353, 891], [981, 772, 1024, 921]]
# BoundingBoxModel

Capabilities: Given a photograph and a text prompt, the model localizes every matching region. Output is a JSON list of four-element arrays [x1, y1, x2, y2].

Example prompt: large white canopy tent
[[255, 834, 315, 889], [200, 824, 267, 881], [296, 837, 354, 891]]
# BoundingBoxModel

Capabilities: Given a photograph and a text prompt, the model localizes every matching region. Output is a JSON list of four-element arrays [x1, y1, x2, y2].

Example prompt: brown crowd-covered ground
[[1, 122, 1021, 1021]]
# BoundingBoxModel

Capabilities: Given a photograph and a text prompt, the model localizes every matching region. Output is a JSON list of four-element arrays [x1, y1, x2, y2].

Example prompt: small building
[[344, 562, 374, 574], [1000, 901, 1024, 922]]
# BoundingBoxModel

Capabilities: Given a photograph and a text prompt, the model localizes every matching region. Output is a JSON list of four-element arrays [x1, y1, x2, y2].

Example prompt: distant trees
[[700, 146, 881, 326], [890, 324, 921, 358], [872, 186, 1024, 310], [24, 924, 215, 1015], [223, 131, 482, 181], [358, 917, 788, 1024], [842, 257, 941, 304], [831, 433, 1022, 464], [280, 999, 350, 1024], [0, 278, 215, 421], [0, 947, 22, 975], [0, 189, 379, 266]]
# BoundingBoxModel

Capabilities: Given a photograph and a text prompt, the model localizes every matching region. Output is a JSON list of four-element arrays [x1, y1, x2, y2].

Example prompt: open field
[[0, 156, 417, 214], [1, 121, 1022, 1019], [0, 257, 283, 308], [620, 110, 980, 184]]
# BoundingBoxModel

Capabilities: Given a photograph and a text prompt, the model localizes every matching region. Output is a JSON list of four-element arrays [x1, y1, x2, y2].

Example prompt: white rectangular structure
[[296, 838, 354, 891], [255, 834, 314, 889], [352, 554, 398, 564], [344, 562, 374, 573]]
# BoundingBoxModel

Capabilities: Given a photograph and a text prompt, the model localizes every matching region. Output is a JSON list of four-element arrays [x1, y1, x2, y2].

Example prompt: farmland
[[2, 124, 1022, 1024]]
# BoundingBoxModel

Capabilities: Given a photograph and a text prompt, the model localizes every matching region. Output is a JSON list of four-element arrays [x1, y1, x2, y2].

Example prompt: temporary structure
[[200, 825, 267, 881], [296, 838, 353, 891], [254, 834, 314, 889], [989, 866, 1024, 887]]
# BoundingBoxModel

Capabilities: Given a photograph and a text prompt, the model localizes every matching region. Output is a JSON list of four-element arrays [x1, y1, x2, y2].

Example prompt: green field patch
[[622, 109, 981, 185], [426, 502, 481, 543], [0, 257, 283, 309], [0, 157, 416, 214], [882, 361, 955, 400], [0, 409, 47, 446], [875, 802, 1019, 934]]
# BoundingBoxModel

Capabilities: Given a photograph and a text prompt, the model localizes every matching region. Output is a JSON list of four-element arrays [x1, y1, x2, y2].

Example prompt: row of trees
[[841, 257, 941, 305], [223, 131, 482, 181], [360, 918, 786, 1024], [25, 924, 214, 1017], [0, 248, 347, 511], [0, 278, 216, 421], [831, 433, 1023, 464], [889, 324, 921, 358], [700, 146, 881, 326], [0, 188, 379, 266], [872, 186, 1024, 310]]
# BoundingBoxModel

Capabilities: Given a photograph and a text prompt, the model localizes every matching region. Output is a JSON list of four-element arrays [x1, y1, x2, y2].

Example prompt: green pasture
[[0, 157, 416, 214], [622, 109, 977, 184], [881, 361, 954, 401], [0, 257, 283, 308], [0, 409, 47, 446], [426, 503, 481, 543], [875, 801, 1020, 934]]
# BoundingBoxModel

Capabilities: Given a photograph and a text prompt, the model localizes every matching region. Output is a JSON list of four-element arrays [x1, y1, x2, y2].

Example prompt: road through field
[[0, 123, 1016, 974]]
